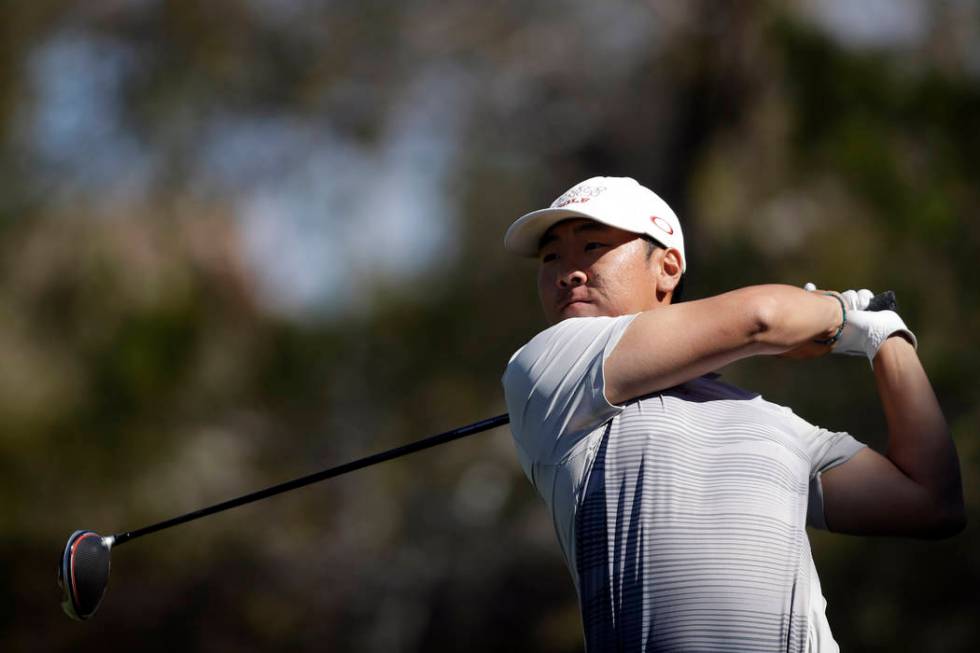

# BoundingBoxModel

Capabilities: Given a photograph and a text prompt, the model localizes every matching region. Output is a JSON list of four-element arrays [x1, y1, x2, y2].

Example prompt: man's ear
[[658, 248, 683, 293]]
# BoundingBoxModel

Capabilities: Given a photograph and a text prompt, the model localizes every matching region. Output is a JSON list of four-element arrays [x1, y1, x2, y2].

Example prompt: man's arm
[[819, 337, 965, 538], [604, 284, 839, 405]]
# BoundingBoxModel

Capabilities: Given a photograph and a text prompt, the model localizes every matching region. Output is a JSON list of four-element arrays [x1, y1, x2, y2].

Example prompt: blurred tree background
[[1, 1, 977, 651]]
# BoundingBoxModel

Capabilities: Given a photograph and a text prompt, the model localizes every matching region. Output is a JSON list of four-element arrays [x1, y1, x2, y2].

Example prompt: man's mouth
[[560, 296, 592, 312]]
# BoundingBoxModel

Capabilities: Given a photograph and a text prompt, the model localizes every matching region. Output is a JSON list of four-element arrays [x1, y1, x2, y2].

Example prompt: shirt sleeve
[[501, 315, 637, 474], [805, 427, 867, 530]]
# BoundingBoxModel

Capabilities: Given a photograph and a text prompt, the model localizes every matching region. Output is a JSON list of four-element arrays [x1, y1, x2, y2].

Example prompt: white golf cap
[[503, 176, 686, 272]]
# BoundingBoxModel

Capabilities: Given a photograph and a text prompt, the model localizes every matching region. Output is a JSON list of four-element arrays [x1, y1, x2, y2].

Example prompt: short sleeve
[[805, 427, 867, 530], [502, 315, 637, 470]]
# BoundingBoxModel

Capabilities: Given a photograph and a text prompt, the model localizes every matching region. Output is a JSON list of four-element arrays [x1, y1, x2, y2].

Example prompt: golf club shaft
[[108, 295, 898, 547], [110, 413, 510, 547]]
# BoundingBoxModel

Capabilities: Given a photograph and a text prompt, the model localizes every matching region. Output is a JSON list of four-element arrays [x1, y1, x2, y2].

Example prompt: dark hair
[[641, 235, 685, 303]]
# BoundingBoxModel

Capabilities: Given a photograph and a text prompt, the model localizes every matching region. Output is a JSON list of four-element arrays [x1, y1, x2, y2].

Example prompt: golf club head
[[59, 530, 112, 621]]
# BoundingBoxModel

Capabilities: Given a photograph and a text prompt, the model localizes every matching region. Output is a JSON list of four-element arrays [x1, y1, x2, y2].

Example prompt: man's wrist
[[814, 292, 846, 344], [873, 333, 917, 367]]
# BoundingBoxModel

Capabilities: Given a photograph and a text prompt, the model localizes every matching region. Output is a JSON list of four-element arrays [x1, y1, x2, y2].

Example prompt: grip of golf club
[[867, 290, 897, 312]]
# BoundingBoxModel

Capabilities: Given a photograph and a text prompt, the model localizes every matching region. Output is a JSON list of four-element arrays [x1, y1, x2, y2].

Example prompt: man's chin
[[559, 301, 599, 319]]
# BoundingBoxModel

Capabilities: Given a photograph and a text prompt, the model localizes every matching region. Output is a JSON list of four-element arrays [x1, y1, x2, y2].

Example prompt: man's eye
[[542, 252, 558, 263], [585, 242, 605, 251]]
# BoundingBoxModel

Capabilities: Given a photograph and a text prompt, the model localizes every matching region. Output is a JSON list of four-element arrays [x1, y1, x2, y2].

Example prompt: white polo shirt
[[502, 315, 866, 652]]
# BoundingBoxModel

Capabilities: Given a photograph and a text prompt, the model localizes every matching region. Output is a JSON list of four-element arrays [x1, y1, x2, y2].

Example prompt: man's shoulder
[[503, 315, 636, 470], [506, 315, 634, 372]]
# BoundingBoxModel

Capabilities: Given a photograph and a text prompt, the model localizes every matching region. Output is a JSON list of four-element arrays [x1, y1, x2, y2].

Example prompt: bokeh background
[[2, 1, 978, 651]]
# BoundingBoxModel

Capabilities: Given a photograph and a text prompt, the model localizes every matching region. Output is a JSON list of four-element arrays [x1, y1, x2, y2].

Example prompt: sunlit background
[[2, 1, 978, 651]]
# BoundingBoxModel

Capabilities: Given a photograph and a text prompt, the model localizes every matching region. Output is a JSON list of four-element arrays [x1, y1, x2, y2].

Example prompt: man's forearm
[[752, 284, 843, 352], [873, 337, 965, 530], [603, 285, 845, 404]]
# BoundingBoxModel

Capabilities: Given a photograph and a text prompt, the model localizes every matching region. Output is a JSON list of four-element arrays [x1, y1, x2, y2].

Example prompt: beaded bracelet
[[813, 292, 846, 345]]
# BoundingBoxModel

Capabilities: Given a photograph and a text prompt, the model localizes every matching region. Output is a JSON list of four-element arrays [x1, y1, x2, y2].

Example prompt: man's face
[[536, 218, 663, 324]]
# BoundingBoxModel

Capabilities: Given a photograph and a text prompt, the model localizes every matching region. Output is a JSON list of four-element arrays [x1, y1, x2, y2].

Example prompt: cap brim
[[504, 208, 609, 257]]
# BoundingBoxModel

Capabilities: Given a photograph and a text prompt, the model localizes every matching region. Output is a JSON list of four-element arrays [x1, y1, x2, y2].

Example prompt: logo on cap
[[651, 216, 674, 235], [552, 184, 607, 208]]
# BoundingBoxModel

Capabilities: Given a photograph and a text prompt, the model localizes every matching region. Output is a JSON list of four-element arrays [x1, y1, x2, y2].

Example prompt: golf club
[[59, 290, 901, 622], [59, 412, 510, 621]]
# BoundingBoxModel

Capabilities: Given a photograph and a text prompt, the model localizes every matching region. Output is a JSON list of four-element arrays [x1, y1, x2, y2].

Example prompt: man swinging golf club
[[501, 176, 965, 652]]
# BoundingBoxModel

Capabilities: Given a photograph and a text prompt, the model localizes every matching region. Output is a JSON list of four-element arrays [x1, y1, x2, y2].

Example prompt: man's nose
[[558, 269, 588, 288]]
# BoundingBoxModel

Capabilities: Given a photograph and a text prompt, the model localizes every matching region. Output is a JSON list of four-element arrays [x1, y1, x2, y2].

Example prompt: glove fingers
[[857, 289, 874, 309], [840, 290, 859, 311], [838, 288, 877, 311]]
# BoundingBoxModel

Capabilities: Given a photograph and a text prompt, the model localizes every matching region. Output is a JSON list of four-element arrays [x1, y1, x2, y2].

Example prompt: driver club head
[[59, 530, 113, 621]]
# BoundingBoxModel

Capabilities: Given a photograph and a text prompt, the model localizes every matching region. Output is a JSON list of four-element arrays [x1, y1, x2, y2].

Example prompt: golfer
[[501, 177, 964, 652]]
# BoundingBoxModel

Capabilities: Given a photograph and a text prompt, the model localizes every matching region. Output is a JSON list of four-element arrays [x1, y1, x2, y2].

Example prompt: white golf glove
[[839, 288, 875, 312], [803, 282, 917, 363], [833, 309, 917, 363]]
